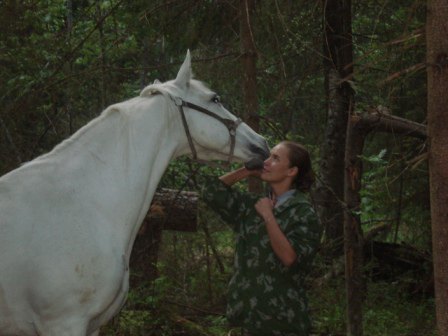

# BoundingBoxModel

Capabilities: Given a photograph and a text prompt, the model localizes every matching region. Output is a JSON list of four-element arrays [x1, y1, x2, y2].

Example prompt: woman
[[201, 141, 321, 336]]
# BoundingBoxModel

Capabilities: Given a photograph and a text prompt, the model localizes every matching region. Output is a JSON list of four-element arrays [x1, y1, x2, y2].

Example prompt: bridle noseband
[[172, 96, 242, 163]]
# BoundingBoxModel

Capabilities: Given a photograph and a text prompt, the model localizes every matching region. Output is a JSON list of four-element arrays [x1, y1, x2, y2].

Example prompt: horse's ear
[[174, 50, 192, 90], [153, 79, 161, 84]]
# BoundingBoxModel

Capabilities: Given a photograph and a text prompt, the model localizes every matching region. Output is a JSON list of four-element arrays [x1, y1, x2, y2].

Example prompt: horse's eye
[[212, 95, 221, 104]]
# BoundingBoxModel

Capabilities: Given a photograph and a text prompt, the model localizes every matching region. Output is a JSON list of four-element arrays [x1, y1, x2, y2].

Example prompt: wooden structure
[[130, 189, 198, 284]]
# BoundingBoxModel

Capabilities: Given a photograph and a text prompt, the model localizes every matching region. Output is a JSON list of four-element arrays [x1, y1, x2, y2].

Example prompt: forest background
[[0, 0, 439, 335]]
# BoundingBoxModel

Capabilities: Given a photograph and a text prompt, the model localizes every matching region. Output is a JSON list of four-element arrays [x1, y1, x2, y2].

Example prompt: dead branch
[[352, 110, 427, 139]]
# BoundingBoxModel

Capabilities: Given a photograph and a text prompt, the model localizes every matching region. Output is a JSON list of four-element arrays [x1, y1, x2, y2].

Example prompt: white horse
[[0, 51, 269, 336]]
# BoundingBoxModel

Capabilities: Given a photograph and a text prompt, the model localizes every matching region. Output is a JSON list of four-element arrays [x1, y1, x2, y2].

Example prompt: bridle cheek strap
[[173, 96, 242, 164]]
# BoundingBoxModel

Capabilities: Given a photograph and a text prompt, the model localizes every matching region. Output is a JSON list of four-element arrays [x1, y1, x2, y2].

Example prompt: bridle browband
[[172, 96, 242, 163]]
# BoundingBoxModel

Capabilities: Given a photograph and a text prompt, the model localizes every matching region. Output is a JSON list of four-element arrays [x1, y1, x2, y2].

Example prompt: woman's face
[[260, 144, 297, 184]]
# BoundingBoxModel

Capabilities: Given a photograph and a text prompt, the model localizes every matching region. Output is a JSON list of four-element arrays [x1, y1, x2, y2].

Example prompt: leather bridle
[[172, 96, 242, 163]]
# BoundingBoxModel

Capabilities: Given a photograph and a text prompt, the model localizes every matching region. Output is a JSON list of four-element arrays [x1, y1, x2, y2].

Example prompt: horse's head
[[142, 51, 269, 164]]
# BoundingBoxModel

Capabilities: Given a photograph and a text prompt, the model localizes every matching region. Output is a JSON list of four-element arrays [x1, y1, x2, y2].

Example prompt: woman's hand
[[255, 197, 275, 221], [245, 158, 264, 179]]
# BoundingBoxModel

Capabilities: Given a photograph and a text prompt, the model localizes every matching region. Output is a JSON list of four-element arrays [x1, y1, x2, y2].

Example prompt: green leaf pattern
[[201, 177, 321, 335]]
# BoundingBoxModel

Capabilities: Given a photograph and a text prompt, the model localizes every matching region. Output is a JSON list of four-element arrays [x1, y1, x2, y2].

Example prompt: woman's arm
[[219, 167, 260, 186], [255, 198, 297, 267], [201, 166, 260, 229]]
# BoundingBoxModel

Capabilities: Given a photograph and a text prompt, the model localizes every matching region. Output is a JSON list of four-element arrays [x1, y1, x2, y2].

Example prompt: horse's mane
[[30, 77, 213, 165], [140, 78, 214, 101]]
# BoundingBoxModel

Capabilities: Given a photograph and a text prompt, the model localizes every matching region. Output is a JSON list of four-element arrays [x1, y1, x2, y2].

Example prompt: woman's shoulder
[[277, 190, 313, 210], [291, 189, 312, 203]]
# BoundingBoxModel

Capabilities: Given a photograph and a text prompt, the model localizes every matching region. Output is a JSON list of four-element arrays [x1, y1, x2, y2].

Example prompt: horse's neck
[[50, 96, 182, 259]]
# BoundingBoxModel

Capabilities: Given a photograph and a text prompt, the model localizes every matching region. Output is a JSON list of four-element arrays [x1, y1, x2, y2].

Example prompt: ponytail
[[280, 141, 314, 192]]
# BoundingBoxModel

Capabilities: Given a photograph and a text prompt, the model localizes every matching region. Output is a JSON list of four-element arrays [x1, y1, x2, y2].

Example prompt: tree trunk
[[66, 0, 74, 135], [426, 0, 448, 334], [315, 0, 354, 257], [239, 0, 263, 193], [344, 118, 369, 336], [145, 188, 198, 232], [96, 0, 107, 110], [343, 110, 426, 336]]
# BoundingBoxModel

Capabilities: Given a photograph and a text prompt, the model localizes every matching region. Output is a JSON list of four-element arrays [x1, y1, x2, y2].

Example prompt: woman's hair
[[280, 141, 315, 192]]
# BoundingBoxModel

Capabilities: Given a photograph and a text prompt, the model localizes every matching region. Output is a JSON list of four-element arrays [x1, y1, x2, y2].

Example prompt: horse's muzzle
[[249, 142, 270, 160], [244, 158, 264, 170]]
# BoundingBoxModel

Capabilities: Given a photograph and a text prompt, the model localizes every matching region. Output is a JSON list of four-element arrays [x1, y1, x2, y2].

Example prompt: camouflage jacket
[[201, 177, 321, 336]]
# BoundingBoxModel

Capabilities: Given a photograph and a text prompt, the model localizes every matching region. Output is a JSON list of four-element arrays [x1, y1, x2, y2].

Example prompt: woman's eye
[[212, 96, 221, 103]]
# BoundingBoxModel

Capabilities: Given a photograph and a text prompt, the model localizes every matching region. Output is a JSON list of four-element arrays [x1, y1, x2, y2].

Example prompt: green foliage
[[360, 149, 390, 220], [0, 1, 436, 334], [359, 144, 431, 250], [104, 310, 154, 336], [104, 226, 436, 335], [352, 0, 426, 122], [309, 275, 436, 335], [100, 208, 233, 335]]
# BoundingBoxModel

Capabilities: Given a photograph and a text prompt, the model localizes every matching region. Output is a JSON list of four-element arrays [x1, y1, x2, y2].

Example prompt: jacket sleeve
[[285, 204, 321, 266], [201, 176, 252, 231]]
